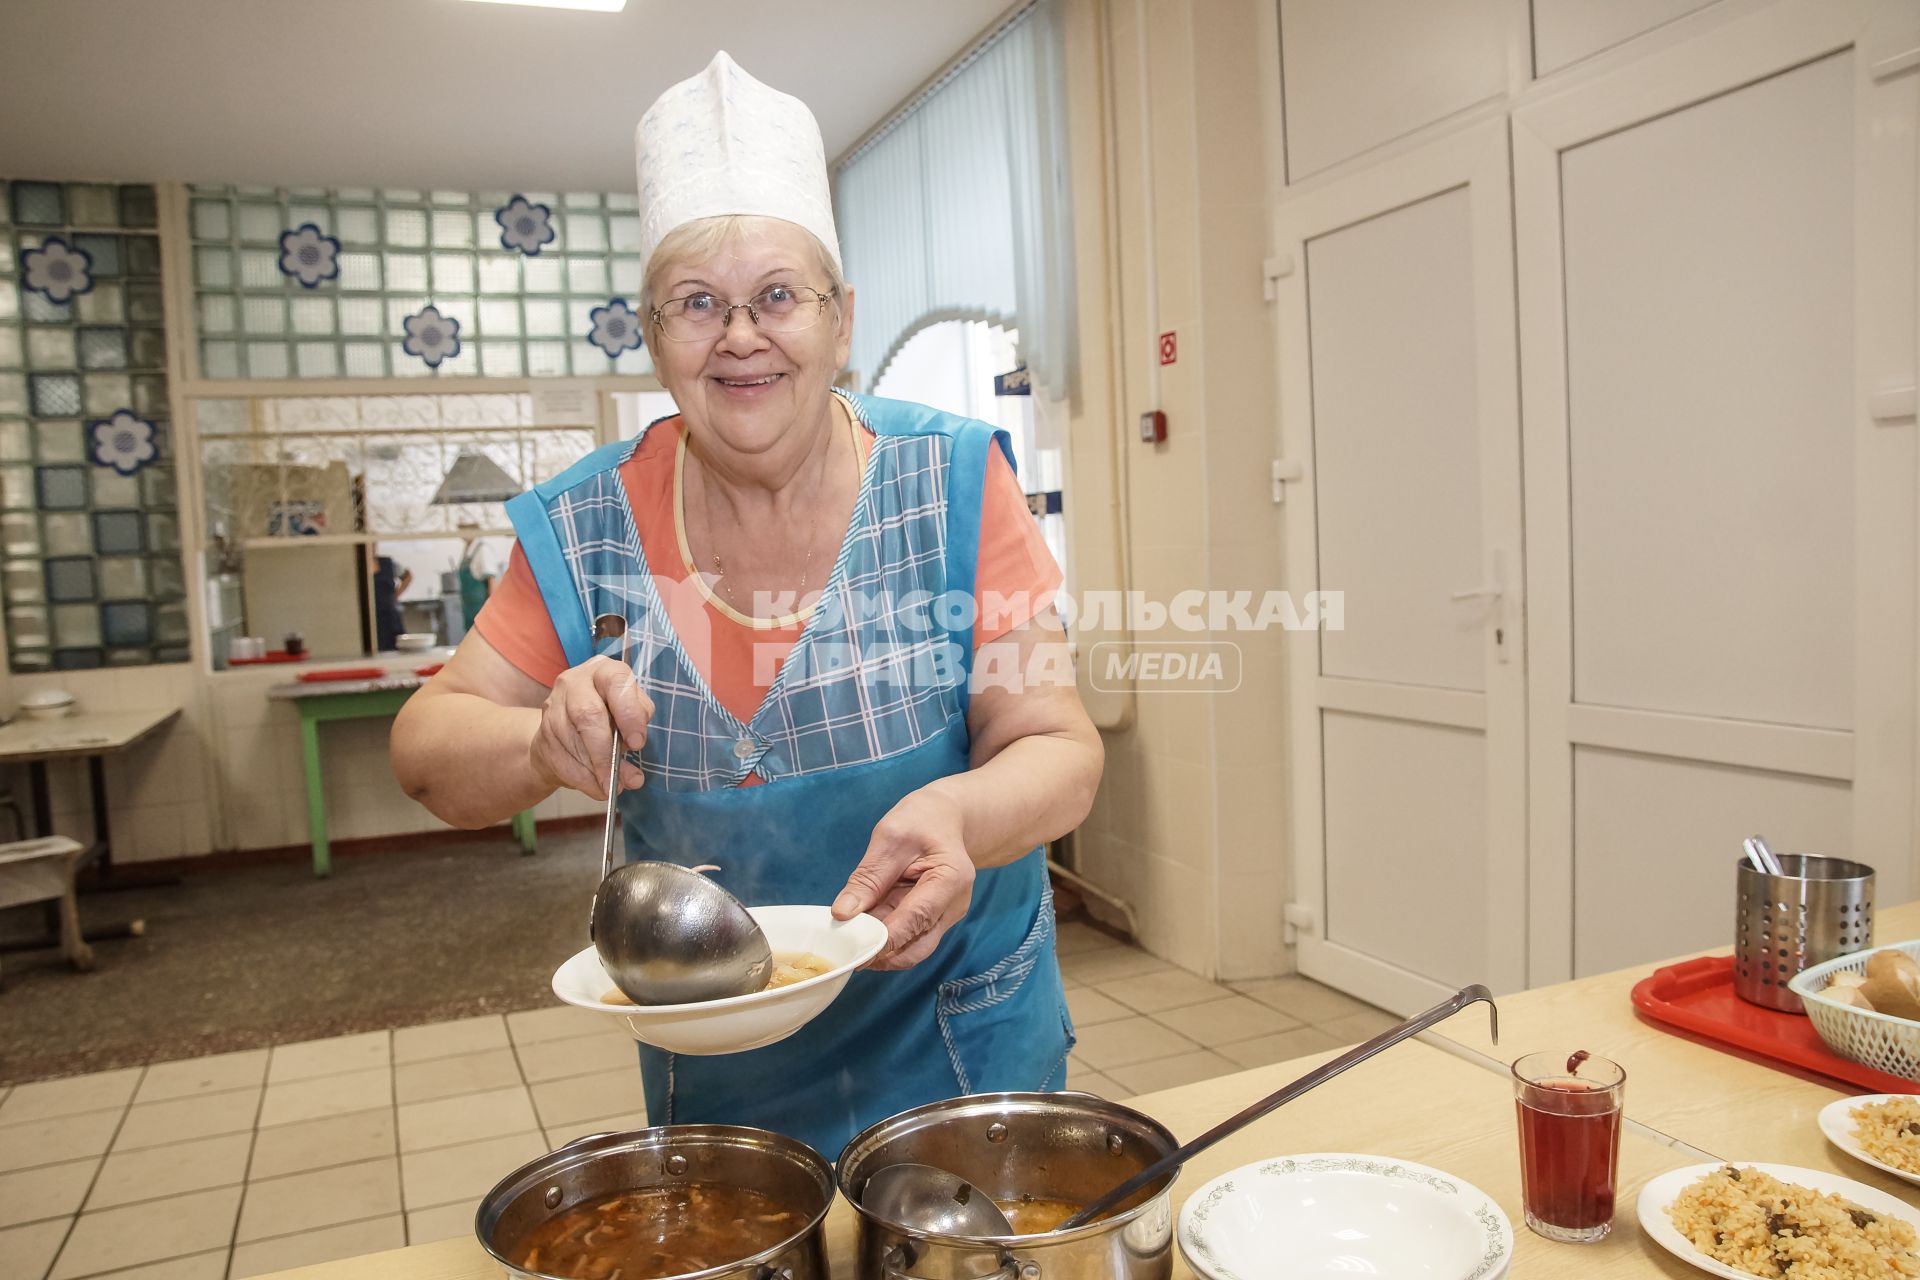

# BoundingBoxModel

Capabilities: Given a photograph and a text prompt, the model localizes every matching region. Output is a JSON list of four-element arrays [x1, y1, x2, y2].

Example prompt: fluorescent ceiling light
[[459, 0, 627, 11]]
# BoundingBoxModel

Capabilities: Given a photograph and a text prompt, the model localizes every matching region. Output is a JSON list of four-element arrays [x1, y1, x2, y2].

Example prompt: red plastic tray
[[296, 667, 387, 683], [1631, 955, 1918, 1094]]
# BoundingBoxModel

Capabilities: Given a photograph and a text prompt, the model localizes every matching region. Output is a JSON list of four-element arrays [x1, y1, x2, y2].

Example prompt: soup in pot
[[995, 1196, 1083, 1235], [509, 1183, 804, 1279]]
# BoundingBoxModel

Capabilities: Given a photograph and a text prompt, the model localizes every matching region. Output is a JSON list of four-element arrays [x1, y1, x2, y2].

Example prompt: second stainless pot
[[837, 1092, 1178, 1280]]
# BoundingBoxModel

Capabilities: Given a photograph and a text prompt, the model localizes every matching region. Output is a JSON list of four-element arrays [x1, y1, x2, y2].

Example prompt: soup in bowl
[[552, 905, 888, 1055]]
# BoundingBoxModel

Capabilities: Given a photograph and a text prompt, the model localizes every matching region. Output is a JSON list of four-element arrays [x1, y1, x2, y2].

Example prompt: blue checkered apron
[[505, 391, 1072, 1157]]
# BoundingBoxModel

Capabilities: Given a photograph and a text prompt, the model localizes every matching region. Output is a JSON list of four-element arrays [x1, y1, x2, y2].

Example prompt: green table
[[267, 676, 536, 877]]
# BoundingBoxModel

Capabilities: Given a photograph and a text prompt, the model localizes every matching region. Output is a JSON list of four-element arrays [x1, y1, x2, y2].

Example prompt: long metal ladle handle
[[591, 614, 629, 898], [1056, 983, 1499, 1232]]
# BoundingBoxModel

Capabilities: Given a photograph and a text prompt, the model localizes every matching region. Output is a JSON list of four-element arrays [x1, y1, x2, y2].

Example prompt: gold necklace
[[703, 403, 849, 607]]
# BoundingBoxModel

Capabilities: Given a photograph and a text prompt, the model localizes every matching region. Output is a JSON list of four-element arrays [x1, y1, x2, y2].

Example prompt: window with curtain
[[834, 0, 1077, 403]]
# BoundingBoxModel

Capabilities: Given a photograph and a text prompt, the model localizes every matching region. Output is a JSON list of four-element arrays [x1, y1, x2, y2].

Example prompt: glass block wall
[[0, 180, 188, 672], [187, 187, 654, 381]]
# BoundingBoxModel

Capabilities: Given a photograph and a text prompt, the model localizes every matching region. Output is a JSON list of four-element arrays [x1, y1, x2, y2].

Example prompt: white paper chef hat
[[635, 51, 842, 276]]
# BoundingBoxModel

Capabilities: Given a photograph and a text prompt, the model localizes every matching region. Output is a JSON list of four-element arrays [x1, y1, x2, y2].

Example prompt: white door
[[1276, 120, 1529, 1012], [1514, 0, 1920, 979]]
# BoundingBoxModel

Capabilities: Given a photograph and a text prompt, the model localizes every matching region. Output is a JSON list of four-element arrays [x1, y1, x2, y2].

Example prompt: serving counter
[[259, 908, 1920, 1279]]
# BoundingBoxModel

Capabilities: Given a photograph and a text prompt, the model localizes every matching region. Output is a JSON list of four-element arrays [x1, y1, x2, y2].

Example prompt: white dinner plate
[[1638, 1161, 1920, 1280], [1818, 1093, 1920, 1188], [1177, 1153, 1512, 1280]]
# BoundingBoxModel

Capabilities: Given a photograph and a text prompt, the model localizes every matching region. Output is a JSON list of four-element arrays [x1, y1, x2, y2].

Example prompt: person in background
[[372, 555, 411, 652], [391, 52, 1102, 1156], [455, 521, 495, 633]]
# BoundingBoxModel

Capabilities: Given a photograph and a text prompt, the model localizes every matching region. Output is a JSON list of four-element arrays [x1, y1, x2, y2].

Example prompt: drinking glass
[[1511, 1051, 1625, 1242]]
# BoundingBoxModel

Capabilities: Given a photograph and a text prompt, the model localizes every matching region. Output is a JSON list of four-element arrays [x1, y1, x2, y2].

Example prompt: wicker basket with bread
[[1792, 942, 1920, 1080]]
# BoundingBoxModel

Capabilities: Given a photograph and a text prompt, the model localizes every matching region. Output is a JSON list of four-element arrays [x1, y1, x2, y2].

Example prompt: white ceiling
[[0, 0, 1013, 193]]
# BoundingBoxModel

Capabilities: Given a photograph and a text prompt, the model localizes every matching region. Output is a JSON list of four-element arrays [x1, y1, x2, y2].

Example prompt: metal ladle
[[862, 1163, 1015, 1238], [864, 983, 1498, 1239], [586, 613, 772, 1005]]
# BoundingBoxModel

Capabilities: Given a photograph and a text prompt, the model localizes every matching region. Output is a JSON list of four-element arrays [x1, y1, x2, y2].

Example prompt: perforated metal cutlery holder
[[1734, 854, 1874, 1012]]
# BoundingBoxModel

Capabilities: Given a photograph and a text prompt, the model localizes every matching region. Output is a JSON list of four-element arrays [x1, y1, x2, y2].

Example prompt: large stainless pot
[[475, 1124, 833, 1280], [837, 1092, 1178, 1280]]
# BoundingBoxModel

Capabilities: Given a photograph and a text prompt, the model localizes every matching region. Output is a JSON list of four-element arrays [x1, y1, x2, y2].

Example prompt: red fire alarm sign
[[1158, 331, 1177, 365]]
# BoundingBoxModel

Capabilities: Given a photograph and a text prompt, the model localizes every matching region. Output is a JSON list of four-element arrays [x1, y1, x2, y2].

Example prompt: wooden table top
[[0, 706, 178, 762], [1424, 899, 1920, 1200], [269, 1039, 1715, 1279], [262, 909, 1920, 1279]]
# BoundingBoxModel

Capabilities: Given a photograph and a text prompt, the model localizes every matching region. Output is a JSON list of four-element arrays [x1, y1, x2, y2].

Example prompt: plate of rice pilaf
[[1639, 1163, 1920, 1280], [1819, 1095, 1920, 1188]]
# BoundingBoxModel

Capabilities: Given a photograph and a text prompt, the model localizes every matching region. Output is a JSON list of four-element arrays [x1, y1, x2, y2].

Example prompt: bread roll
[[1860, 973, 1920, 1022], [1827, 970, 1870, 991], [1868, 949, 1920, 991], [1825, 984, 1878, 1011]]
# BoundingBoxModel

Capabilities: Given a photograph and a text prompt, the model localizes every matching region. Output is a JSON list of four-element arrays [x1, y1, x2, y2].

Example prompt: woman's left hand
[[832, 786, 974, 970]]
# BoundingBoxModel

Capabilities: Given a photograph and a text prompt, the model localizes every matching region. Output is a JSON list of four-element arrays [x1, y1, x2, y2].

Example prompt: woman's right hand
[[528, 655, 654, 799]]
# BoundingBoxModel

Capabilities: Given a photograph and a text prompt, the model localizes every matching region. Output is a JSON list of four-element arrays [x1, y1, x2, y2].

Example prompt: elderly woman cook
[[391, 53, 1102, 1154]]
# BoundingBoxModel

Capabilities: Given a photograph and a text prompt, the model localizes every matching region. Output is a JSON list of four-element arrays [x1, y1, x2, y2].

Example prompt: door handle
[[1450, 585, 1503, 602]]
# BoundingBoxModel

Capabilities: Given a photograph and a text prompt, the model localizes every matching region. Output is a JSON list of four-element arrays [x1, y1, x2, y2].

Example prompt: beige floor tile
[[114, 1089, 259, 1152], [135, 1050, 269, 1105], [0, 1067, 142, 1126], [393, 1048, 522, 1106], [1107, 1050, 1241, 1097], [74, 1251, 231, 1279], [267, 1031, 390, 1085], [542, 1112, 649, 1149], [1063, 1060, 1127, 1099], [88, 1132, 251, 1210], [0, 1218, 70, 1280], [1232, 976, 1376, 1025], [513, 1032, 639, 1084], [1064, 986, 1130, 1027], [1097, 969, 1234, 1015], [70, 1251, 230, 1279], [401, 1132, 545, 1210], [506, 1004, 608, 1046], [393, 1015, 509, 1065], [529, 1068, 646, 1130], [1320, 1008, 1400, 1044], [1057, 946, 1172, 986], [0, 1157, 96, 1228], [1069, 1016, 1202, 1071], [1216, 1026, 1345, 1071], [398, 1085, 538, 1153], [1054, 920, 1122, 956], [257, 1067, 389, 1129], [248, 1109, 395, 1181], [228, 1215, 405, 1279], [48, 1185, 241, 1280], [406, 1199, 476, 1245], [237, 1157, 401, 1243], [0, 1109, 120, 1173], [1151, 996, 1305, 1048]]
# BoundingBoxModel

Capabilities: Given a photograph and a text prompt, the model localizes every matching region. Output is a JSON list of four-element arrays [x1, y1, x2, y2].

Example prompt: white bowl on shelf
[[551, 905, 889, 1055], [18, 690, 75, 721], [395, 633, 438, 652]]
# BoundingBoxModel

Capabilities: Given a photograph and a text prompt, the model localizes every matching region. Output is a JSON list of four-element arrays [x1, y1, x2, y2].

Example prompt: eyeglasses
[[651, 284, 834, 342]]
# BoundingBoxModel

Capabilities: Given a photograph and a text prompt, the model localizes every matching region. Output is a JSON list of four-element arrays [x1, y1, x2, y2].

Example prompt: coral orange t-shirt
[[475, 414, 1061, 729]]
